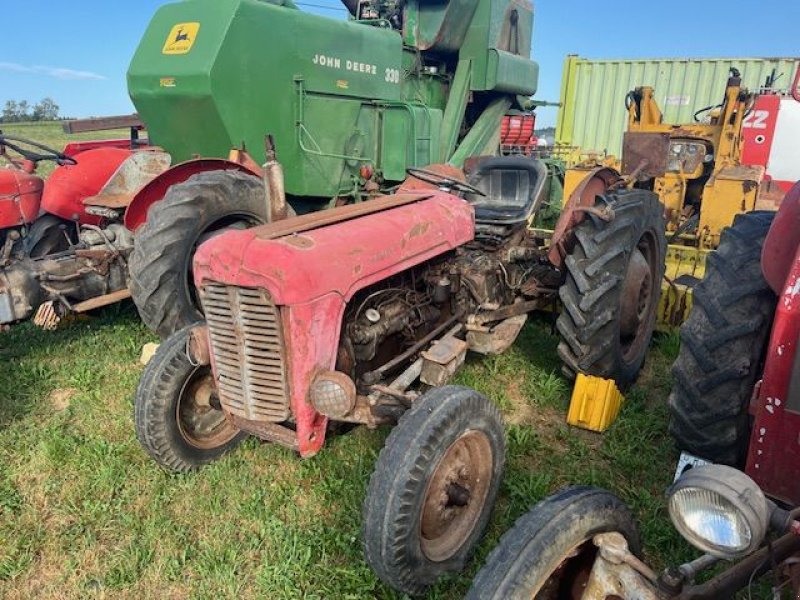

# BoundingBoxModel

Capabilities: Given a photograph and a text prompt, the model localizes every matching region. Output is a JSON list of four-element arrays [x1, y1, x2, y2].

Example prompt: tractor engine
[[0, 221, 133, 326]]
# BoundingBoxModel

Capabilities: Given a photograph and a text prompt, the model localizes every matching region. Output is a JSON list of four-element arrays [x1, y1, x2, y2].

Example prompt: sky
[[1, 0, 798, 127]]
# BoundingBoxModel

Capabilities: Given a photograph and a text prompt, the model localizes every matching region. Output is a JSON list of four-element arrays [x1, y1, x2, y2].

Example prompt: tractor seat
[[465, 157, 548, 225]]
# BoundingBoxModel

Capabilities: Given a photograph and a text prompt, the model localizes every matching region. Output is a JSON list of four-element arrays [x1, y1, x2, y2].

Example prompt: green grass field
[[0, 122, 700, 599]]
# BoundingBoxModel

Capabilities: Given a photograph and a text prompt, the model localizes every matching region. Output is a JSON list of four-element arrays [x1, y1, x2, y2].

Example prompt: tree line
[[1, 98, 60, 123]]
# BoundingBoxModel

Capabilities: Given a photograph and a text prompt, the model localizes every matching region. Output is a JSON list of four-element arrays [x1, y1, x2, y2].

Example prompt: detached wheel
[[130, 170, 268, 338], [669, 212, 776, 466], [557, 189, 666, 388], [363, 386, 505, 596], [135, 324, 246, 472], [466, 486, 640, 600]]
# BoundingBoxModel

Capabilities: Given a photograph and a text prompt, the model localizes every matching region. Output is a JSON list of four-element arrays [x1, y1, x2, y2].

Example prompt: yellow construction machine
[[563, 68, 784, 327]]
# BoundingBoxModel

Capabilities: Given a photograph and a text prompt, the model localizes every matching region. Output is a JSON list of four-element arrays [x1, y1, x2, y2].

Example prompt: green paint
[[128, 0, 539, 202]]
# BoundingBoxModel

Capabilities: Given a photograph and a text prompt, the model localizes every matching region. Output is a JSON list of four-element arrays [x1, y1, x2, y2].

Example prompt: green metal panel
[[556, 55, 800, 156], [128, 0, 537, 201]]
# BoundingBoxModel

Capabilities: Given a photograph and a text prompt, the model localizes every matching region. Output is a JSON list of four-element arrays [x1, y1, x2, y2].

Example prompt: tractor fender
[[547, 166, 621, 269], [762, 180, 800, 294], [123, 158, 260, 232]]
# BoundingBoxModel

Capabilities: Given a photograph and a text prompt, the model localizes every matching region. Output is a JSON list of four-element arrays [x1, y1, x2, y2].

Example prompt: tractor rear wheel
[[557, 190, 666, 388], [669, 212, 776, 466], [130, 170, 268, 339], [363, 386, 505, 596], [466, 487, 640, 600], [134, 324, 246, 472]]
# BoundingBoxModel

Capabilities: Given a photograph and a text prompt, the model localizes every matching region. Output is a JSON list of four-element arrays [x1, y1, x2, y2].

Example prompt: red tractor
[[135, 155, 667, 594], [465, 182, 800, 599], [0, 122, 275, 330]]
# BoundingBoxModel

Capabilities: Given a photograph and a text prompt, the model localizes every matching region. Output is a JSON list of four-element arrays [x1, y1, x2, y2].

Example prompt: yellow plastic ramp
[[567, 374, 624, 432]]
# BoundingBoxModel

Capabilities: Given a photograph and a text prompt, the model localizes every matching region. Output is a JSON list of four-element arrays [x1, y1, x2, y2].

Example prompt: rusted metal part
[[229, 414, 299, 451], [178, 370, 241, 450], [621, 131, 671, 179], [583, 533, 662, 600], [252, 192, 433, 242], [619, 248, 652, 339], [186, 325, 211, 366], [368, 358, 424, 408], [309, 370, 356, 418], [62, 114, 144, 134], [676, 533, 800, 600], [201, 284, 291, 423], [71, 288, 131, 313], [573, 205, 614, 221], [420, 336, 468, 386], [548, 166, 621, 269], [262, 135, 288, 223], [420, 430, 492, 562], [82, 151, 171, 209], [361, 318, 462, 385], [470, 298, 541, 326], [466, 314, 527, 355]]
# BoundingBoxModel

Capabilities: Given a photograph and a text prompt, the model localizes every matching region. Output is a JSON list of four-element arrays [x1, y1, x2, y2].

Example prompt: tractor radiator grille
[[200, 283, 290, 422]]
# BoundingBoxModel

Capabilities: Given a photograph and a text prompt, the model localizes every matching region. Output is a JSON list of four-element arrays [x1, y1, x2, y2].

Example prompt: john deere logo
[[162, 23, 200, 55]]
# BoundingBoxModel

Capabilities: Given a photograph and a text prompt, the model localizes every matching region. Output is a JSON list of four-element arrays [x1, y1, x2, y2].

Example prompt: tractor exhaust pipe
[[263, 134, 288, 223]]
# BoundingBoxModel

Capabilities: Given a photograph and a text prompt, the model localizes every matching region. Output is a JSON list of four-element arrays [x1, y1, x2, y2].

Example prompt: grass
[[0, 122, 720, 598]]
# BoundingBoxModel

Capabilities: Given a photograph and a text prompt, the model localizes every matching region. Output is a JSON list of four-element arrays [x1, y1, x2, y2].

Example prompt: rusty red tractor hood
[[193, 191, 475, 456]]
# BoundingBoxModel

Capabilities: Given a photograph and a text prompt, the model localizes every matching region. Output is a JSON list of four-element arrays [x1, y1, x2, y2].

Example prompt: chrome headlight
[[667, 465, 769, 558]]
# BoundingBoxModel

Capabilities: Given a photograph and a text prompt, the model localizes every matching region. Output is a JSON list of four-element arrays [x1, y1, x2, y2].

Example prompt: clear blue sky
[[2, 0, 797, 126]]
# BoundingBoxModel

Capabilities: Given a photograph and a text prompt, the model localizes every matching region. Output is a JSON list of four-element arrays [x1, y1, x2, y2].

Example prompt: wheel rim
[[619, 231, 658, 364], [420, 430, 493, 562], [175, 367, 239, 449], [531, 538, 601, 599]]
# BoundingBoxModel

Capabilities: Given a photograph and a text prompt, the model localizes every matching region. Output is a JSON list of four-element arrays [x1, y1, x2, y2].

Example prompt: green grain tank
[[127, 0, 538, 201]]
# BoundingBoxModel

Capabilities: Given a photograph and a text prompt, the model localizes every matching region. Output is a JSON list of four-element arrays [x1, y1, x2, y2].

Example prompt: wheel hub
[[177, 369, 238, 449], [619, 247, 653, 340], [420, 430, 492, 562]]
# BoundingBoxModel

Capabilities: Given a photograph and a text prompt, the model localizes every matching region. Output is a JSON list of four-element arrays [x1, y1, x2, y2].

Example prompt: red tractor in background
[[465, 182, 800, 599], [0, 120, 278, 329]]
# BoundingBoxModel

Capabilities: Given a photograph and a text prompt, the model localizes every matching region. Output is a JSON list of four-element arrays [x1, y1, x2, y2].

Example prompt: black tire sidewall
[[135, 325, 246, 471], [130, 170, 268, 339], [467, 487, 640, 600], [363, 386, 505, 595]]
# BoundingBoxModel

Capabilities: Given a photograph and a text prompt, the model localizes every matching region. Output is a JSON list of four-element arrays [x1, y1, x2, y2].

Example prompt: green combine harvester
[[126, 0, 541, 337]]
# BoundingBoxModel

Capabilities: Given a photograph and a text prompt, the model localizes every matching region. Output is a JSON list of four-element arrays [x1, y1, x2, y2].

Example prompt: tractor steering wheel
[[406, 167, 486, 196], [0, 133, 77, 166]]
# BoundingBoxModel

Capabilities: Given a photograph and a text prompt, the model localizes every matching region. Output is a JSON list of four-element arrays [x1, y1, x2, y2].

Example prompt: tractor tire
[[466, 487, 640, 600], [25, 214, 73, 257], [668, 211, 776, 466], [130, 170, 268, 339], [134, 324, 247, 472], [557, 189, 666, 388], [363, 386, 505, 596]]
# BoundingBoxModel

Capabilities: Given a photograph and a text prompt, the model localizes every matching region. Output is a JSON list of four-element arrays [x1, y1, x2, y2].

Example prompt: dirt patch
[[47, 388, 76, 412]]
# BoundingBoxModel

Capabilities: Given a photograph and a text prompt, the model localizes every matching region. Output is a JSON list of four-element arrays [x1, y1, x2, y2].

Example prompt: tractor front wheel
[[557, 189, 666, 388], [466, 487, 640, 600], [134, 325, 246, 472], [130, 170, 268, 339], [362, 386, 505, 596]]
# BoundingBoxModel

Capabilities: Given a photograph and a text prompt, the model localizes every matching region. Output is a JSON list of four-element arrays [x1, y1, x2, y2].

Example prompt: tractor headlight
[[667, 465, 769, 558], [309, 371, 356, 418]]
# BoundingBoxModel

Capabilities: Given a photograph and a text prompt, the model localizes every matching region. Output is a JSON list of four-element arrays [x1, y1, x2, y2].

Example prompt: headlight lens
[[309, 371, 356, 418], [667, 465, 769, 558]]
